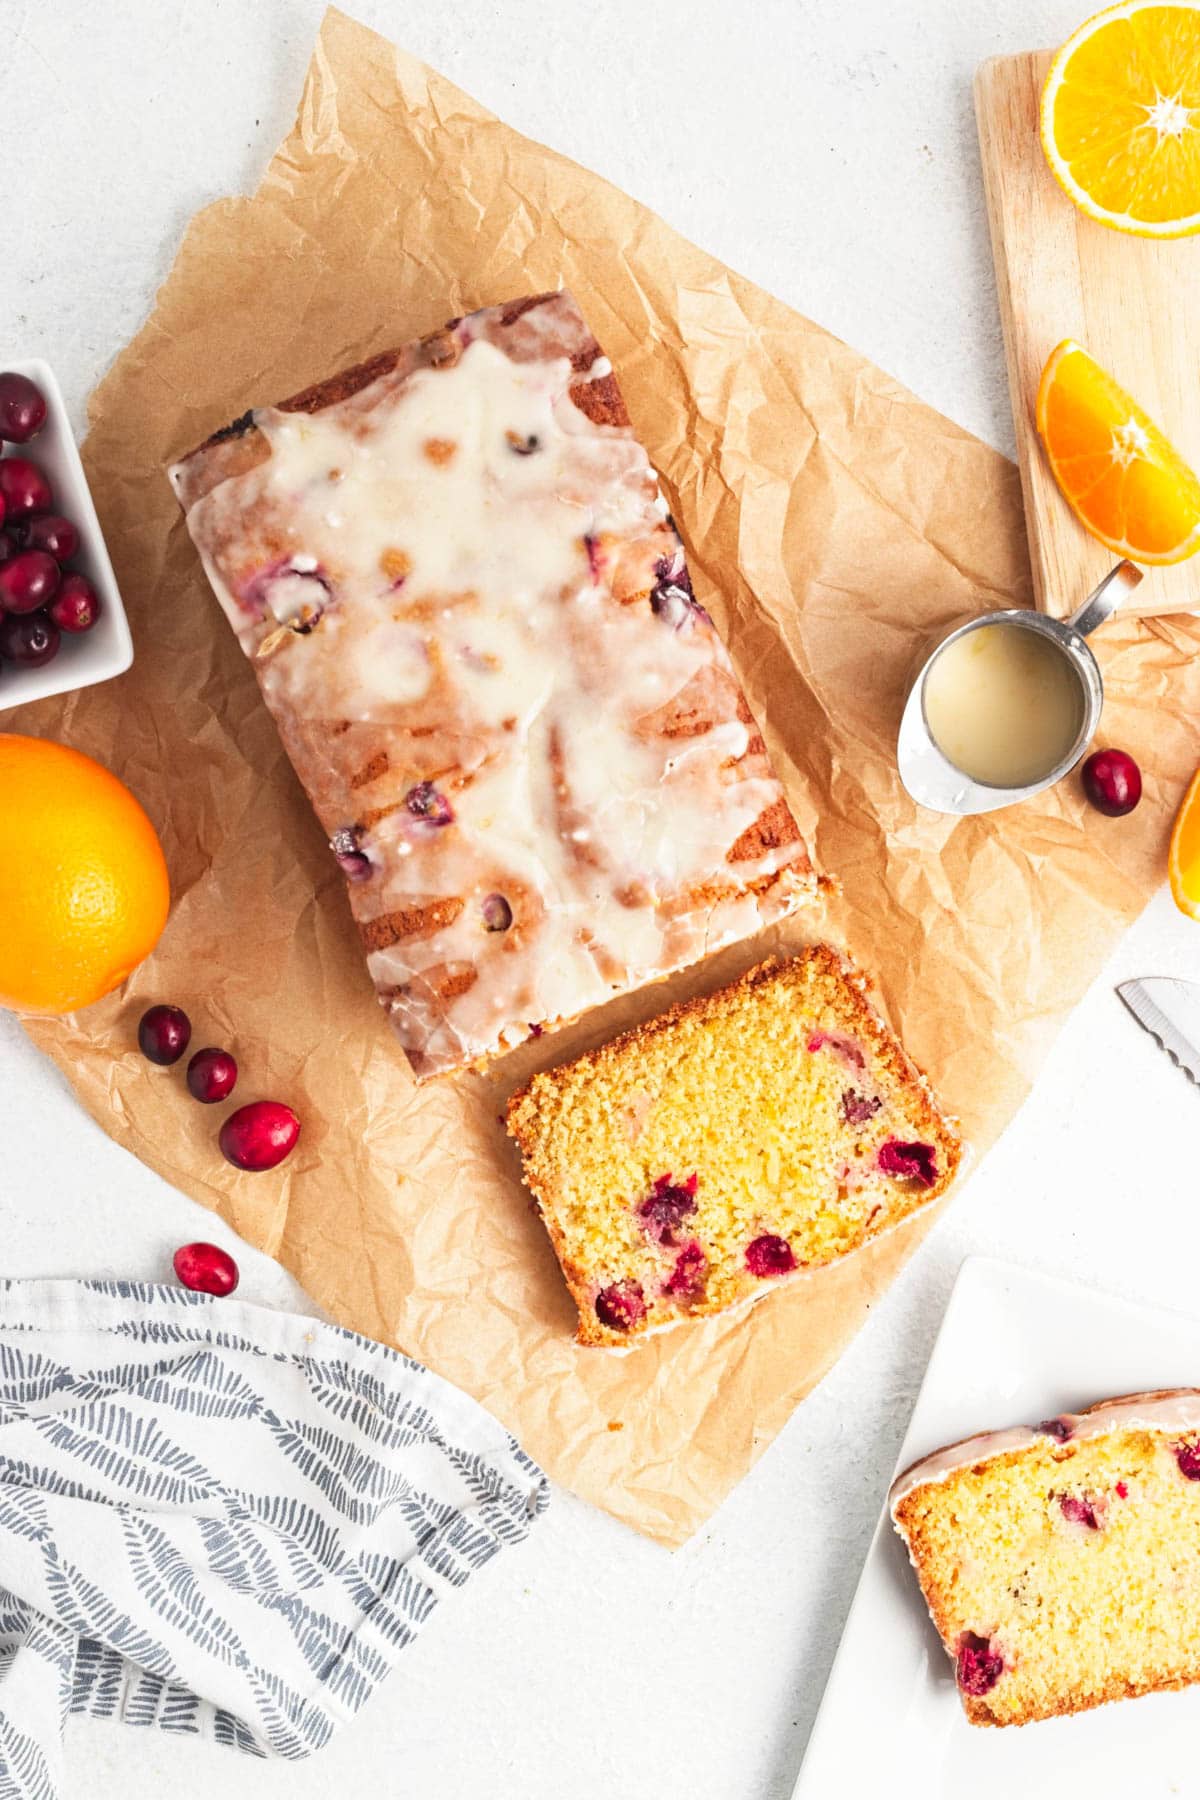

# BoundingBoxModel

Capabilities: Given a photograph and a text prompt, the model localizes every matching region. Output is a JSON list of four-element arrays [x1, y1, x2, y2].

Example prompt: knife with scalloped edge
[[1118, 978, 1200, 1088]]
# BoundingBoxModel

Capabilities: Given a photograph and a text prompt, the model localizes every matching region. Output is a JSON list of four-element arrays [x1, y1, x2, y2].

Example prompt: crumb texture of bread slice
[[892, 1398, 1200, 1726], [506, 945, 961, 1347]]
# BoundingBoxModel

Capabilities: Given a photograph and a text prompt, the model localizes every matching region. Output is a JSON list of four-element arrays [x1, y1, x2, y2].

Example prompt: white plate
[[0, 357, 132, 707], [794, 1256, 1200, 1799]]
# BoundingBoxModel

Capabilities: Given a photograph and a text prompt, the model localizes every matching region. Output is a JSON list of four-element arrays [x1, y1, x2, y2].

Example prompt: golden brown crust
[[280, 348, 412, 416], [349, 751, 390, 790], [568, 372, 626, 426], [172, 290, 630, 511], [358, 898, 464, 951], [727, 797, 803, 863], [506, 945, 963, 1348], [496, 293, 559, 328]]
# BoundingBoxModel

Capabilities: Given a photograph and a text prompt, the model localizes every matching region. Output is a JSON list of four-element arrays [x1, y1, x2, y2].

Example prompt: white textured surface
[[4, 2, 1198, 1795]]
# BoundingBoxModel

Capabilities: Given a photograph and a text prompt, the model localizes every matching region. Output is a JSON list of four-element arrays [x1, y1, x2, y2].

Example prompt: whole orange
[[0, 733, 170, 1013]]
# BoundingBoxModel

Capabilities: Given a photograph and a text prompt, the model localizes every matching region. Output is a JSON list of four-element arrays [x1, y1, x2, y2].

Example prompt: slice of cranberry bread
[[890, 1391, 1200, 1726], [505, 945, 961, 1347]]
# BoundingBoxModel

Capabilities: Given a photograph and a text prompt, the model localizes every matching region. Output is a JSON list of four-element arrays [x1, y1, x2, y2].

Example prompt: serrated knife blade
[[1117, 977, 1200, 1088]]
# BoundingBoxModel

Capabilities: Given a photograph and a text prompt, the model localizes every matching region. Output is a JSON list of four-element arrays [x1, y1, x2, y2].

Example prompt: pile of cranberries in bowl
[[0, 372, 101, 677]]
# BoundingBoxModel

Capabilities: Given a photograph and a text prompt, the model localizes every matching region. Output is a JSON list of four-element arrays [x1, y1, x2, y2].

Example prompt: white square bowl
[[0, 358, 132, 708]]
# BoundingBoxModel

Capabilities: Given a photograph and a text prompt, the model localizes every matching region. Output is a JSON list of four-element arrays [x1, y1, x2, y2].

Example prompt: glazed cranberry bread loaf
[[890, 1391, 1200, 1726], [505, 946, 961, 1347], [170, 291, 818, 1079]]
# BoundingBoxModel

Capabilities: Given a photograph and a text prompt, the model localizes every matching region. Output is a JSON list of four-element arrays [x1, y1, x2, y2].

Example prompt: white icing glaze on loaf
[[172, 294, 814, 1076], [889, 1388, 1200, 1513]]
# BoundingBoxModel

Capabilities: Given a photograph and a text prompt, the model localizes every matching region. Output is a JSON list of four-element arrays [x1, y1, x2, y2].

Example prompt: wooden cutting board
[[976, 50, 1200, 619]]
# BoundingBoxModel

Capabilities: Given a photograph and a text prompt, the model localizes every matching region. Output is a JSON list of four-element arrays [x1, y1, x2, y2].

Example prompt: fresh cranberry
[[1176, 1441, 1200, 1480], [654, 553, 694, 597], [745, 1234, 797, 1278], [637, 1172, 698, 1245], [663, 1240, 707, 1299], [594, 1280, 646, 1333], [0, 457, 52, 518], [877, 1139, 938, 1187], [138, 1004, 192, 1065], [0, 549, 59, 614], [649, 552, 710, 628], [956, 1632, 1003, 1696], [1060, 1493, 1100, 1529], [0, 374, 47, 444], [0, 609, 58, 666], [240, 556, 330, 630], [219, 1100, 300, 1171], [807, 1030, 865, 1068], [841, 1089, 882, 1126], [48, 573, 100, 634], [1037, 1417, 1072, 1442], [650, 580, 696, 629], [405, 781, 454, 827], [336, 849, 372, 880], [173, 1241, 239, 1297], [1081, 748, 1141, 817], [186, 1047, 238, 1104], [482, 892, 513, 931], [328, 827, 371, 882], [24, 514, 79, 561]]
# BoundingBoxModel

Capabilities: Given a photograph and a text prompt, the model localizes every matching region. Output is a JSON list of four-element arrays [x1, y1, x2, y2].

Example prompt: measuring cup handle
[[1065, 560, 1143, 637]]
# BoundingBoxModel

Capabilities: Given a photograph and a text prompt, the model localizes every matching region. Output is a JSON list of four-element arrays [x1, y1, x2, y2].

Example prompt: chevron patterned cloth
[[0, 1279, 548, 1797]]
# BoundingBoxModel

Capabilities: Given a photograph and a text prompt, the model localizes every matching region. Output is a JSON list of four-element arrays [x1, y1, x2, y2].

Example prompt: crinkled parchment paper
[[9, 8, 1200, 1545]]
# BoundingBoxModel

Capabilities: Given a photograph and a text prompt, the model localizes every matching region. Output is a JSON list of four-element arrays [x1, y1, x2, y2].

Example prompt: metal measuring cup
[[896, 560, 1143, 816]]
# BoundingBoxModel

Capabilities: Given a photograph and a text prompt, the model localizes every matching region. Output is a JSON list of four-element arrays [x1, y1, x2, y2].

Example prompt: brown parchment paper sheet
[[9, 7, 1200, 1546]]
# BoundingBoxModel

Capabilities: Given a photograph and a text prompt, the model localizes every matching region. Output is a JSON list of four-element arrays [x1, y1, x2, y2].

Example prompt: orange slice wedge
[[1170, 766, 1200, 918], [1042, 1, 1200, 237], [1036, 340, 1200, 563]]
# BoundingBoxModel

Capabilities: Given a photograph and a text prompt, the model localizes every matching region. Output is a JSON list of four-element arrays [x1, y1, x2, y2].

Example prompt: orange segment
[[1036, 340, 1200, 563], [1169, 766, 1200, 918], [1042, 2, 1200, 237]]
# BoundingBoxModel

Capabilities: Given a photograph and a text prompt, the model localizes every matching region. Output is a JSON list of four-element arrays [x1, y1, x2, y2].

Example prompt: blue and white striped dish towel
[[0, 1278, 549, 1797]]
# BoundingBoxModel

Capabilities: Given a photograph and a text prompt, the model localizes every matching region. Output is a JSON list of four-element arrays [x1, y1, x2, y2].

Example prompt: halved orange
[[1169, 766, 1200, 918], [1042, 1, 1200, 237], [1036, 340, 1200, 563]]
